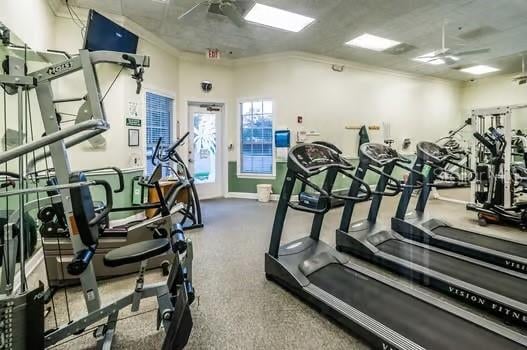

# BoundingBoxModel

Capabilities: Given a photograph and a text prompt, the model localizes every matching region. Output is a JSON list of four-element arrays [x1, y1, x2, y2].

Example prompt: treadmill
[[336, 143, 527, 327], [391, 141, 527, 275], [297, 141, 349, 209], [265, 143, 527, 350]]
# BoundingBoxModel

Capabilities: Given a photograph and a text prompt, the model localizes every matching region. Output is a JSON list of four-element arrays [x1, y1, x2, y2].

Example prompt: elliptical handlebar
[[87, 180, 114, 227], [78, 167, 124, 193], [167, 132, 190, 155]]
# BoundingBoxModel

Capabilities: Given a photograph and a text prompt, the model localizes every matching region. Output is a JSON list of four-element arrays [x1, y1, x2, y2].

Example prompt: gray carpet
[[30, 188, 527, 349]]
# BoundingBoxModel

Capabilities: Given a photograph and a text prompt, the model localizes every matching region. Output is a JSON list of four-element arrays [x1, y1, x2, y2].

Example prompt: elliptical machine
[[152, 132, 204, 230], [467, 127, 527, 229]]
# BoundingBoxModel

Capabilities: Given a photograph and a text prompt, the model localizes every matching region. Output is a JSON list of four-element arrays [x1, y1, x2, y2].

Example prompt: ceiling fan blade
[[219, 2, 245, 27], [443, 56, 459, 65], [178, 1, 210, 20], [451, 48, 490, 56]]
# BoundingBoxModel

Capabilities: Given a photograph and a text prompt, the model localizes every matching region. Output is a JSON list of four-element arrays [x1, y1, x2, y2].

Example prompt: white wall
[[0, 0, 55, 50], [48, 15, 180, 170], [0, 0, 467, 186], [232, 54, 463, 159], [0, 0, 56, 173], [462, 74, 527, 129]]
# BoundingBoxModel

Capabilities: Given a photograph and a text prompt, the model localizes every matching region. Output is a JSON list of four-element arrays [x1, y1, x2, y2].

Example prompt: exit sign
[[206, 48, 221, 60]]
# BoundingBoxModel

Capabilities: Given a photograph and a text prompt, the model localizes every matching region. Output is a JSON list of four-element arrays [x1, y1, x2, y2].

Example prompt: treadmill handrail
[[394, 162, 425, 190], [367, 165, 402, 196], [333, 169, 372, 201]]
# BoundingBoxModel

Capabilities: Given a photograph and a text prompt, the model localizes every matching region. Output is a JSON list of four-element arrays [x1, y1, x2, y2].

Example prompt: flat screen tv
[[84, 10, 138, 54]]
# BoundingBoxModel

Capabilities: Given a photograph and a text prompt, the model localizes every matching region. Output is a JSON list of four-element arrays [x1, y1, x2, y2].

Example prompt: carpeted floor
[[29, 188, 527, 349]]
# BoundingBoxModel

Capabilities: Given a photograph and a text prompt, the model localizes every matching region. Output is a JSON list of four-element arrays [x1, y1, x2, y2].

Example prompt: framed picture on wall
[[128, 129, 140, 147]]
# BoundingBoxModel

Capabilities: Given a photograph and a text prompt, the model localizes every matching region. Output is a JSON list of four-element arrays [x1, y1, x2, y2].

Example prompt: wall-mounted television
[[84, 10, 138, 54]]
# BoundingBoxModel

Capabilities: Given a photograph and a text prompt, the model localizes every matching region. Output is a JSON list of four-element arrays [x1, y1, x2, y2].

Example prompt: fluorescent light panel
[[460, 65, 500, 75], [345, 33, 400, 51], [244, 3, 315, 32]]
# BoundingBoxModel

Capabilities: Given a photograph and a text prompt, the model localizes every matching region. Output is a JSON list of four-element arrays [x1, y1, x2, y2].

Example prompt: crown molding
[[232, 51, 461, 87]]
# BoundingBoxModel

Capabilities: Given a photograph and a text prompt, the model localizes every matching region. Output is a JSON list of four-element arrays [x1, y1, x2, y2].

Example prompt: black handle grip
[[122, 54, 137, 68], [88, 180, 113, 227], [67, 247, 95, 275], [171, 224, 187, 254]]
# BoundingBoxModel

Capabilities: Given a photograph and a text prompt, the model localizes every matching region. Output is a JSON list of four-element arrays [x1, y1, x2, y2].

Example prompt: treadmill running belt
[[378, 239, 527, 303], [308, 264, 524, 350], [431, 225, 527, 258]]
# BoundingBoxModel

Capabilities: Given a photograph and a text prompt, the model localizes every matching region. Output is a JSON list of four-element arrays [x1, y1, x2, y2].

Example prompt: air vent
[[384, 43, 416, 55], [458, 26, 499, 40]]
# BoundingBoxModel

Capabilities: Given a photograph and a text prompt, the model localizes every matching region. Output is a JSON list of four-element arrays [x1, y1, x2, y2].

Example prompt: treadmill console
[[359, 143, 401, 167], [288, 143, 344, 175], [417, 141, 450, 164]]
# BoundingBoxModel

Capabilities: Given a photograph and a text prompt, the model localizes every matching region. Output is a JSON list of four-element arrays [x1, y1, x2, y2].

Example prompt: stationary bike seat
[[104, 239, 170, 267]]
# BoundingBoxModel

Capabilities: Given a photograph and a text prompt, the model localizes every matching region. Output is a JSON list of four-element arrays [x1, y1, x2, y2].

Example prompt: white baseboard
[[225, 192, 282, 201]]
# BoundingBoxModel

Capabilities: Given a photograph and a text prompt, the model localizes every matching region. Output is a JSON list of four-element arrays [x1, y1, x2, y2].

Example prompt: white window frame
[[237, 97, 276, 179], [143, 88, 176, 176]]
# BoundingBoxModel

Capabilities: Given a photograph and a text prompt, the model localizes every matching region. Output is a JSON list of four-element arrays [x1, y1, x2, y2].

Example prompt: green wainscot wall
[[0, 168, 144, 222], [228, 155, 417, 195]]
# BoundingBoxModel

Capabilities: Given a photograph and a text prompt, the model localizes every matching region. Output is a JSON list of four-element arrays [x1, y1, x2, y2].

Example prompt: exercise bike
[[152, 132, 204, 230]]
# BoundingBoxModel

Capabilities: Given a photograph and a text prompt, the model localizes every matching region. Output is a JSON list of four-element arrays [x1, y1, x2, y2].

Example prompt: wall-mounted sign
[[126, 118, 142, 127], [128, 129, 140, 147]]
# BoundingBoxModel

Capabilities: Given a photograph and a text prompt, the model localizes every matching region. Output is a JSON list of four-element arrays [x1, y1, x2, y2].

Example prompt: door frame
[[185, 99, 228, 198]]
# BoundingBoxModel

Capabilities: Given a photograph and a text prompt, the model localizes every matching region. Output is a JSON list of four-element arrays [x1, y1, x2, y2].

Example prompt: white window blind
[[145, 92, 173, 176], [239, 99, 274, 175]]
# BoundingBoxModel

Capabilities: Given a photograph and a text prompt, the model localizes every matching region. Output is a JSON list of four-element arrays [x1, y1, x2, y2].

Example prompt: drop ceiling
[[66, 0, 527, 80]]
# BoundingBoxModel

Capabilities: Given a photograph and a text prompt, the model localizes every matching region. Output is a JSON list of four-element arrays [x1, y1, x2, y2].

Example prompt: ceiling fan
[[178, 0, 246, 27], [513, 55, 527, 85], [417, 21, 490, 65]]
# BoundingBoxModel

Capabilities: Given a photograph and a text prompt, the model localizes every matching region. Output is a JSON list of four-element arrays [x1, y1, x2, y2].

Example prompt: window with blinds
[[239, 99, 274, 176], [145, 92, 173, 176]]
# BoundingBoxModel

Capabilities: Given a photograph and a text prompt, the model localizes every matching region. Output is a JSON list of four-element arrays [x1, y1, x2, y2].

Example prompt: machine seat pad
[[104, 239, 170, 267]]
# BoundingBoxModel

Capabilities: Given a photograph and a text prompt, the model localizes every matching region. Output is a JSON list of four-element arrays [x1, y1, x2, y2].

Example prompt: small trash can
[[256, 184, 273, 202]]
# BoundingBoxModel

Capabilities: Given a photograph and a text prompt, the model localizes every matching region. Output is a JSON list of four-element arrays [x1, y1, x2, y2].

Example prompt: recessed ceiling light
[[460, 65, 500, 75], [345, 33, 400, 51], [244, 3, 315, 33]]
